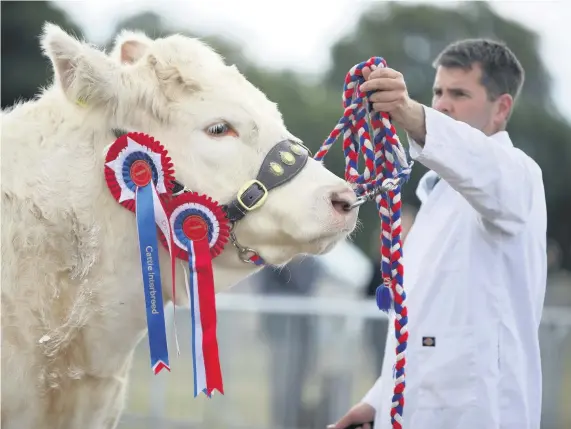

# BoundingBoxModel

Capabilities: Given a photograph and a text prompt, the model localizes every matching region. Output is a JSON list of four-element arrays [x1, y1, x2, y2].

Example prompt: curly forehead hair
[[432, 39, 525, 102]]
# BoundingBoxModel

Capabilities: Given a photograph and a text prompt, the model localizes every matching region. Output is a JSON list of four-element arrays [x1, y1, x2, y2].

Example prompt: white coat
[[362, 106, 548, 429]]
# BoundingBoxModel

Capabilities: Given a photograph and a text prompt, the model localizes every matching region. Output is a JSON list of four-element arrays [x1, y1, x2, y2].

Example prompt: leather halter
[[173, 139, 310, 264], [171, 139, 310, 223], [112, 130, 311, 264]]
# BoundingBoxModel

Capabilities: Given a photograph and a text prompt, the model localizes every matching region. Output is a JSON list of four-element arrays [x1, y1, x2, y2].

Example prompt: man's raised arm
[[361, 69, 541, 236]]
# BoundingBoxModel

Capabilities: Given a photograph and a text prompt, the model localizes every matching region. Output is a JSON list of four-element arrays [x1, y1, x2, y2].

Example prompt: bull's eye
[[207, 123, 227, 134], [205, 122, 238, 138]]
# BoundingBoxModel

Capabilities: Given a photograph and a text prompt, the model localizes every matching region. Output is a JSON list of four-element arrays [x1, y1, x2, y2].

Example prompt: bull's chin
[[310, 231, 351, 256], [253, 230, 350, 266], [204, 230, 351, 294]]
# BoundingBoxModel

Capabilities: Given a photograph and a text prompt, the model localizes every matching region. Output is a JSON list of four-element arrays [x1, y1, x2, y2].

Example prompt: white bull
[[1, 24, 359, 429]]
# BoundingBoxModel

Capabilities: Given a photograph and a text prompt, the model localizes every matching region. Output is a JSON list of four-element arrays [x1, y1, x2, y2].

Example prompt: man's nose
[[432, 97, 452, 115]]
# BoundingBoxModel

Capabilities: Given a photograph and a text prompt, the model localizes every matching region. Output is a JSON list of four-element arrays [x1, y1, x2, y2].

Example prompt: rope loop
[[313, 56, 411, 429]]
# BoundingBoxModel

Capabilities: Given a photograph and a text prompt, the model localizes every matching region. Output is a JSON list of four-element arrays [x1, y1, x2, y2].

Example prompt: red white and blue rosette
[[160, 192, 229, 397], [104, 132, 175, 212], [104, 132, 176, 375], [160, 192, 230, 260]]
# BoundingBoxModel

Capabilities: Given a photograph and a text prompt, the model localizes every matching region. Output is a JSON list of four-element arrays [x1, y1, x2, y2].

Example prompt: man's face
[[431, 64, 511, 135]]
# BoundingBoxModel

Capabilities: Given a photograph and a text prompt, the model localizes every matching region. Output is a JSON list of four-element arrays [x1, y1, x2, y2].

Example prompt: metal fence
[[117, 294, 571, 429]]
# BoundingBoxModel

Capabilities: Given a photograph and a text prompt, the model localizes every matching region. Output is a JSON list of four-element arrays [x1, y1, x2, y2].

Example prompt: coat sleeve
[[361, 375, 383, 411], [407, 106, 541, 235]]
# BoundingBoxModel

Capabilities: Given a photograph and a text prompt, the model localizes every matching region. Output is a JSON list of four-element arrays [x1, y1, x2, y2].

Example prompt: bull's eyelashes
[[204, 121, 238, 138], [206, 123, 227, 135]]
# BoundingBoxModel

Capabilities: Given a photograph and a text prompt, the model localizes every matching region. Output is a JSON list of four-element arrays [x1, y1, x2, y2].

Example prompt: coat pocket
[[414, 326, 478, 409]]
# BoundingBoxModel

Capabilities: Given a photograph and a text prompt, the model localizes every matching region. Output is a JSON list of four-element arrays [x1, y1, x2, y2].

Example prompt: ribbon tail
[[151, 186, 180, 356], [187, 238, 224, 398], [135, 184, 170, 374]]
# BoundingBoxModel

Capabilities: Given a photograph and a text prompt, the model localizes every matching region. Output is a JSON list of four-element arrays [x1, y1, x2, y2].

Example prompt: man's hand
[[360, 65, 427, 144], [361, 66, 411, 123], [327, 402, 375, 429]]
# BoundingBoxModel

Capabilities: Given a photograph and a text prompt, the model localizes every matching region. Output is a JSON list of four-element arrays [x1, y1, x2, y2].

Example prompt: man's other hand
[[327, 402, 375, 429]]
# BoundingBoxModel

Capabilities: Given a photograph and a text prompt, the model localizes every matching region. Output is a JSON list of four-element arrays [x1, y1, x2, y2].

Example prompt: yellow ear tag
[[75, 97, 88, 107]]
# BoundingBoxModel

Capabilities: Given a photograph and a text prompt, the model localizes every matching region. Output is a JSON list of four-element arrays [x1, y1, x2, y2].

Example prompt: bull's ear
[[40, 22, 121, 107], [146, 53, 203, 94], [110, 29, 153, 64]]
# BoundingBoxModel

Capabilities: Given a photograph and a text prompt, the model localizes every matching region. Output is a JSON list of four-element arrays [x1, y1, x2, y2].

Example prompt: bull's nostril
[[330, 190, 357, 215], [332, 200, 350, 214]]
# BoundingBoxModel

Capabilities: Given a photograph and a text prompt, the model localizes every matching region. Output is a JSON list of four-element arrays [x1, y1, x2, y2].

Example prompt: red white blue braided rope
[[314, 56, 412, 429]]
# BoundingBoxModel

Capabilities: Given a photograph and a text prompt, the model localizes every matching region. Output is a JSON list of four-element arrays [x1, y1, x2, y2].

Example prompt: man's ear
[[496, 93, 514, 123], [110, 29, 153, 64], [40, 22, 122, 107]]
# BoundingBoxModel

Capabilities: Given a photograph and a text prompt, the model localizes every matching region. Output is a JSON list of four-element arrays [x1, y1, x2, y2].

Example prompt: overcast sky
[[53, 0, 571, 120]]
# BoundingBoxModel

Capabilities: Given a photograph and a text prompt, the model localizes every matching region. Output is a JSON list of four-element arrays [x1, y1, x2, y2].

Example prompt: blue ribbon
[[135, 183, 170, 374]]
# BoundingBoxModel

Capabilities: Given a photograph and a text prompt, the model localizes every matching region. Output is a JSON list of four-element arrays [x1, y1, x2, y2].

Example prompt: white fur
[[1, 23, 358, 429]]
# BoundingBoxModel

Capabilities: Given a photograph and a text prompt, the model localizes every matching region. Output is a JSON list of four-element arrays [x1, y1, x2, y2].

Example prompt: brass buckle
[[236, 179, 268, 211]]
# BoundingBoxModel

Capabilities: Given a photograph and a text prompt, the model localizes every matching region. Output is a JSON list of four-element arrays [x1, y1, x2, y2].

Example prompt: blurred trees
[[2, 1, 569, 270], [1, 1, 83, 108]]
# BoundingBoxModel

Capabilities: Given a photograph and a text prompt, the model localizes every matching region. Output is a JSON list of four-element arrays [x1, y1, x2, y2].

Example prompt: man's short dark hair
[[432, 39, 525, 103]]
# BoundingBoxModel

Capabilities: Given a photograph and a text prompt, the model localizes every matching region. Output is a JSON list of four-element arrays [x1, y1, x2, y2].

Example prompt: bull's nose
[[329, 188, 358, 215]]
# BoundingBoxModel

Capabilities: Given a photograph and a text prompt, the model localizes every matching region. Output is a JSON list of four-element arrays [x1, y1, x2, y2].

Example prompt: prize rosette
[[104, 132, 177, 375], [160, 191, 229, 397], [159, 192, 230, 260], [104, 132, 175, 211]]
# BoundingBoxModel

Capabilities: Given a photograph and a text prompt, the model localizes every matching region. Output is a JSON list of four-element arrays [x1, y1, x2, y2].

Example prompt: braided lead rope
[[314, 56, 412, 429]]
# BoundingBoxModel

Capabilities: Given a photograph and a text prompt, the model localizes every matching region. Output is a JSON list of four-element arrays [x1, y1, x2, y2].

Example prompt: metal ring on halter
[[343, 177, 402, 210], [344, 195, 369, 210], [229, 230, 261, 264], [238, 247, 260, 264]]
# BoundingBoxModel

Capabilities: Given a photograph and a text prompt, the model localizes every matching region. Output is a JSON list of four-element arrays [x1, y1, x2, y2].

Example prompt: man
[[330, 39, 547, 429]]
